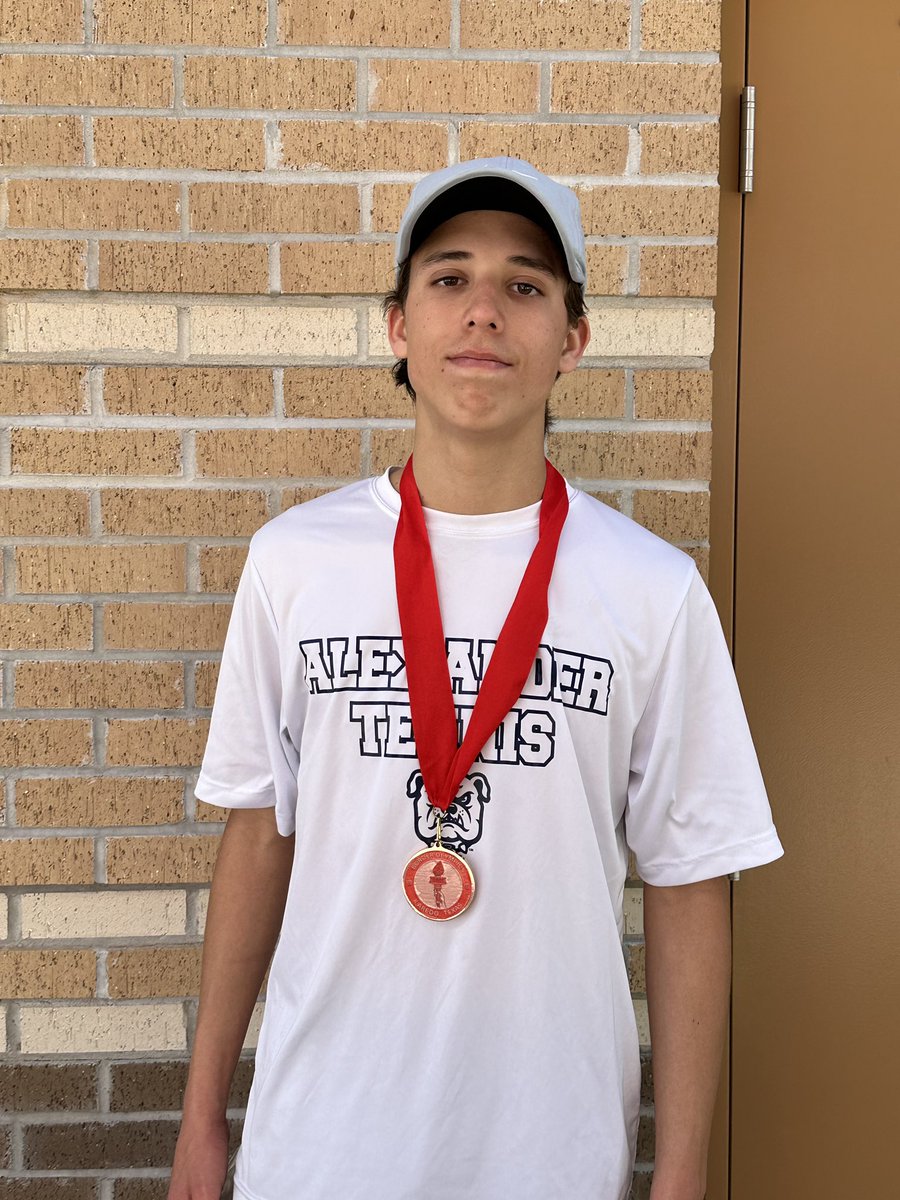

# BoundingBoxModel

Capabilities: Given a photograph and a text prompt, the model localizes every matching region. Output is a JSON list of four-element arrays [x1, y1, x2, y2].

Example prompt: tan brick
[[0, 838, 93, 885], [641, 0, 720, 51], [586, 245, 628, 295], [625, 940, 646, 992], [633, 369, 712, 420], [278, 120, 446, 172], [366, 307, 393, 357], [196, 429, 361, 479], [0, 239, 86, 290], [0, 0, 81, 41], [0, 55, 172, 107], [281, 243, 394, 296], [641, 122, 719, 176], [0, 720, 91, 766], [578, 185, 718, 236], [0, 366, 87, 417], [15, 777, 183, 828], [458, 122, 628, 176], [0, 603, 92, 650], [283, 367, 409, 419], [190, 183, 358, 235], [587, 303, 713, 357], [371, 428, 415, 475], [550, 369, 625, 419], [371, 60, 539, 115], [16, 544, 186, 595], [0, 950, 95, 999], [685, 544, 709, 581], [93, 117, 265, 171], [189, 305, 357, 358], [104, 366, 272, 418], [546, 430, 711, 479], [371, 183, 412, 233], [99, 241, 269, 295], [101, 488, 268, 537], [0, 489, 89, 536], [640, 245, 717, 297], [632, 489, 709, 542], [194, 659, 220, 705], [15, 661, 183, 710], [104, 603, 231, 651], [20, 890, 186, 939], [106, 717, 210, 767], [12, 429, 181, 477], [7, 301, 179, 356], [584, 489, 622, 511], [108, 946, 203, 999], [106, 834, 220, 885], [552, 63, 720, 116], [279, 0, 450, 47], [196, 799, 228, 823], [623, 885, 644, 935], [0, 115, 83, 167], [19, 1003, 185, 1054], [96, 0, 266, 46], [461, 0, 629, 49], [197, 548, 247, 595], [280, 484, 340, 508], [7, 180, 180, 232], [184, 55, 355, 110]]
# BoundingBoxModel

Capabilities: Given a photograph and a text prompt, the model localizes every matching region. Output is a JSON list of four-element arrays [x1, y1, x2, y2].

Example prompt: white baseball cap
[[394, 157, 587, 288]]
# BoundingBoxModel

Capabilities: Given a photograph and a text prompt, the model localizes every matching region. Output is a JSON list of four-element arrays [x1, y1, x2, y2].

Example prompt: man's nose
[[464, 282, 503, 329]]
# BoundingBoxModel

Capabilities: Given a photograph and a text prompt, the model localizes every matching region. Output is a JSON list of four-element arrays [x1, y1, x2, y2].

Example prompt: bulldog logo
[[407, 769, 491, 855]]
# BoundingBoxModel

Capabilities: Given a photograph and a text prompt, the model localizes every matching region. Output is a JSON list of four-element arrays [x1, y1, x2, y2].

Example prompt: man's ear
[[387, 303, 408, 359], [557, 315, 591, 376]]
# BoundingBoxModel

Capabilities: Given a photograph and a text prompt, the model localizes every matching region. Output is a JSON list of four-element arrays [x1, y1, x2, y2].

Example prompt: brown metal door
[[727, 1, 900, 1195]]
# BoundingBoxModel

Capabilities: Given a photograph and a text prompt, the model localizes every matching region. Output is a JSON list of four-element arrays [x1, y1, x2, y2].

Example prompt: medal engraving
[[403, 846, 474, 921]]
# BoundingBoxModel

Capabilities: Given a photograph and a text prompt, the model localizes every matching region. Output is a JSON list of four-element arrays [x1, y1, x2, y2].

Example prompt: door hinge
[[740, 85, 756, 193]]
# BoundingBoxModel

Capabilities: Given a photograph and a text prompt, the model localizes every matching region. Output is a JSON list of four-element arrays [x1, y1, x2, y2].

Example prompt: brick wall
[[1, 2, 721, 1194]]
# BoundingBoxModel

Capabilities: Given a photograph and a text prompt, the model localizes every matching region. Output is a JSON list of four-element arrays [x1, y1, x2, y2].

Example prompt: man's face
[[387, 208, 590, 441]]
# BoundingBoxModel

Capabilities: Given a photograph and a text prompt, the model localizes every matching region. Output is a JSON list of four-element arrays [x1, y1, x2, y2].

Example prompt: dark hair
[[381, 254, 588, 427]]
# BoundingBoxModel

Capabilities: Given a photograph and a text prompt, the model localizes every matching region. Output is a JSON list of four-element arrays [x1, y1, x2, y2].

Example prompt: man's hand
[[643, 875, 731, 1200], [167, 1112, 229, 1199]]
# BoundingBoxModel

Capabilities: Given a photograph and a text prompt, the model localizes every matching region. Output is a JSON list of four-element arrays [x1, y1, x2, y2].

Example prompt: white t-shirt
[[196, 469, 783, 1200]]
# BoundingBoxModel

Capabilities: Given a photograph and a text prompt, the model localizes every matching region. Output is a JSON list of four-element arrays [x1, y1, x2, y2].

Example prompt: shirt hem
[[194, 773, 276, 810], [637, 826, 785, 886]]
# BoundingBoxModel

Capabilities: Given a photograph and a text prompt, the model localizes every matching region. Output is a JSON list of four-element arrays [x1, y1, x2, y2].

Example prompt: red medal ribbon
[[393, 456, 569, 813]]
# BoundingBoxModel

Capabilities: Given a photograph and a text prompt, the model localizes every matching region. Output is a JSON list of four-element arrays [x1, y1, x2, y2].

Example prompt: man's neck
[[388, 434, 548, 515]]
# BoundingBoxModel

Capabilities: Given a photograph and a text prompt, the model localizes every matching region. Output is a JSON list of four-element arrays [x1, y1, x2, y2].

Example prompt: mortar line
[[450, 0, 461, 52], [173, 51, 185, 115]]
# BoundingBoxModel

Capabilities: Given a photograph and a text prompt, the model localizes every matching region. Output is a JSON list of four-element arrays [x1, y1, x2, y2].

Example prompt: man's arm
[[168, 806, 295, 1200], [643, 875, 731, 1200]]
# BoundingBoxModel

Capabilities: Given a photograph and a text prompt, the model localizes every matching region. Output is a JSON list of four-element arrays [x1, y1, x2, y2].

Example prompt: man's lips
[[447, 350, 512, 369]]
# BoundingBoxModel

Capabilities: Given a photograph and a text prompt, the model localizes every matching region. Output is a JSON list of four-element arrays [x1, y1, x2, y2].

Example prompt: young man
[[169, 158, 783, 1200]]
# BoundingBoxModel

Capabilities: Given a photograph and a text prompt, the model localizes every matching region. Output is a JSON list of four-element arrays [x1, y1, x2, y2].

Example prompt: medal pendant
[[403, 843, 475, 921]]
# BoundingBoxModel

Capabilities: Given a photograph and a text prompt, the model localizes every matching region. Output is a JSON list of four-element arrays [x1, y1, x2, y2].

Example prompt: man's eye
[[514, 282, 540, 295], [435, 275, 462, 287]]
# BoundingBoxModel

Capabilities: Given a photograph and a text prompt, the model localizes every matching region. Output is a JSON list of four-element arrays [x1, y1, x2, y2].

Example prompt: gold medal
[[403, 814, 475, 921]]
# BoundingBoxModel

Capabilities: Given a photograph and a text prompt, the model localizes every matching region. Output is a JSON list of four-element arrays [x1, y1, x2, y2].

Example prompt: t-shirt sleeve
[[625, 566, 784, 885], [194, 546, 300, 835]]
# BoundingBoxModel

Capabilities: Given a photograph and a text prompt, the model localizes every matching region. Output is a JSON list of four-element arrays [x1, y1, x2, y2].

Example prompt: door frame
[[707, 1, 748, 1197]]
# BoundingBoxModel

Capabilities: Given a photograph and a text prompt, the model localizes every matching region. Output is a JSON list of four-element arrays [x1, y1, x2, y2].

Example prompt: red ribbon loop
[[393, 457, 569, 813]]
